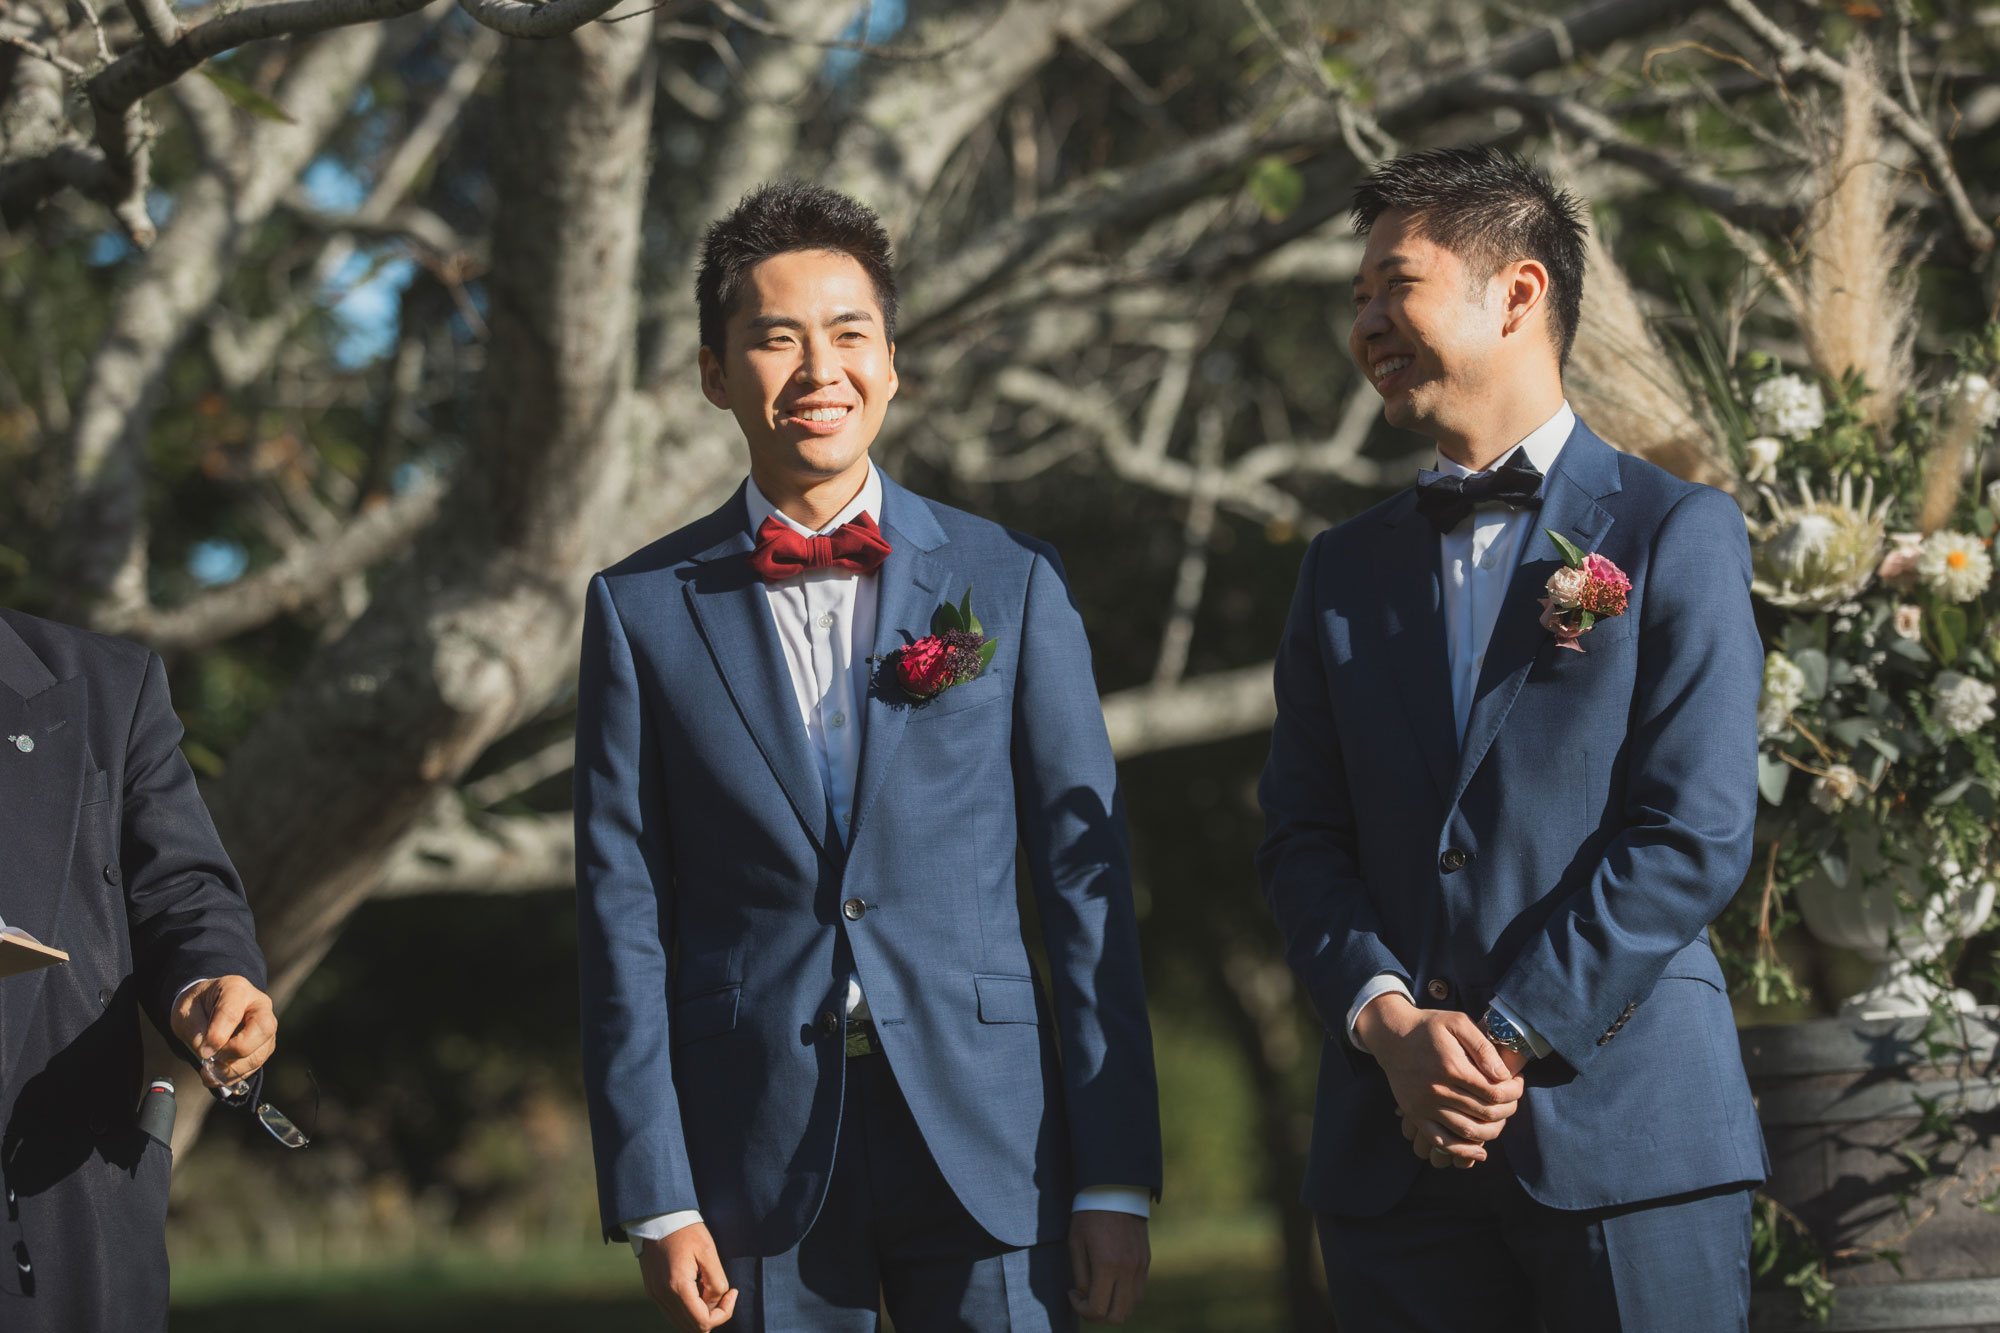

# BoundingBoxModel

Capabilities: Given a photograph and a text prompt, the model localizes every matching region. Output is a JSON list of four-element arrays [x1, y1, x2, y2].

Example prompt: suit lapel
[[849, 478, 951, 845], [1450, 423, 1619, 807], [0, 619, 88, 1073], [682, 490, 832, 855], [1376, 496, 1459, 806]]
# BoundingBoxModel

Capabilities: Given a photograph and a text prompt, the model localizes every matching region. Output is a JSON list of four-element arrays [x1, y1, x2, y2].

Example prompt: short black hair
[[696, 181, 898, 356], [1350, 146, 1587, 367]]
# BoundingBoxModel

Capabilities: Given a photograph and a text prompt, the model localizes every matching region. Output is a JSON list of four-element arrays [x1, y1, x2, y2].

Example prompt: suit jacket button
[[98, 988, 112, 1007], [842, 898, 867, 922], [818, 1010, 841, 1038], [1439, 848, 1468, 873], [1425, 978, 1452, 1002], [103, 864, 122, 885]]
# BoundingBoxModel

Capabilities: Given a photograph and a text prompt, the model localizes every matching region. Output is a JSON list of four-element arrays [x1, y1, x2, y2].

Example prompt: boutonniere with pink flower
[[883, 590, 997, 702], [1539, 531, 1630, 652]]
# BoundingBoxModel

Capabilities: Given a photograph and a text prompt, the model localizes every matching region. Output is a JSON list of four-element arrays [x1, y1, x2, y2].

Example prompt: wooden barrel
[[1742, 1009, 2000, 1332]]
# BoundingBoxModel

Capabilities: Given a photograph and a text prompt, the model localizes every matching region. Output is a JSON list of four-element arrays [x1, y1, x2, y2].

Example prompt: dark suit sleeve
[[1010, 548, 1163, 1198], [1255, 534, 1410, 1046], [1491, 486, 1761, 1071], [574, 574, 696, 1240], [121, 650, 265, 1044]]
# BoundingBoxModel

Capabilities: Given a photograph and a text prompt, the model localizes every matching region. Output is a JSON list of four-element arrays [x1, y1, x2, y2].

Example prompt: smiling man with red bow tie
[[573, 182, 1162, 1333]]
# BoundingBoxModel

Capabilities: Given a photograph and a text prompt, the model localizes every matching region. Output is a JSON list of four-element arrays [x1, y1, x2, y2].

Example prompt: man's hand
[[1355, 992, 1522, 1168], [638, 1223, 737, 1332], [170, 976, 277, 1088], [1068, 1210, 1149, 1325]]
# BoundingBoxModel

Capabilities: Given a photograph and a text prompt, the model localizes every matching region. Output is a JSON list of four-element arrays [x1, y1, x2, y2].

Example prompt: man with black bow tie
[[574, 182, 1161, 1332], [1256, 147, 1767, 1330]]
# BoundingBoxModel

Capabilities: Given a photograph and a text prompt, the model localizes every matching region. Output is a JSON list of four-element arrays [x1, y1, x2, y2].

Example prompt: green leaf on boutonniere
[[1577, 610, 1596, 632], [933, 601, 964, 636], [960, 588, 982, 635], [1545, 529, 1587, 567], [978, 638, 997, 670]]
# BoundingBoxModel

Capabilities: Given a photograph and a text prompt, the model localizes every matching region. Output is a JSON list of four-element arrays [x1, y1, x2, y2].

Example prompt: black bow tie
[[1413, 451, 1545, 533]]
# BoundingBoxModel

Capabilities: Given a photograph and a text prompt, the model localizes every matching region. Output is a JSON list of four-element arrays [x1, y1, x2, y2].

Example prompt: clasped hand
[[169, 975, 277, 1091], [1355, 993, 1526, 1170]]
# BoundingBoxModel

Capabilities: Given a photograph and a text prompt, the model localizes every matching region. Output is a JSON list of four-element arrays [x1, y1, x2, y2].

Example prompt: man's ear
[[1500, 259, 1551, 339], [698, 345, 731, 410], [884, 340, 899, 403]]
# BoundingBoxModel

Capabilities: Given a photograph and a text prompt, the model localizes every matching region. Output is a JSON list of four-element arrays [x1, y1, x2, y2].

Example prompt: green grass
[[170, 1213, 1289, 1332]]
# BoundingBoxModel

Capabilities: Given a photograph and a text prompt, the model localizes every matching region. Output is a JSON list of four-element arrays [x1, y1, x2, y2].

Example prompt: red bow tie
[[747, 512, 892, 582]]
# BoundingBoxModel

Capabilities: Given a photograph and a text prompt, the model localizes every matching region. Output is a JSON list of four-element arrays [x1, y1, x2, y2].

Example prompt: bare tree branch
[[1102, 663, 1277, 759], [62, 30, 396, 621], [375, 801, 574, 896], [457, 0, 625, 39], [96, 472, 445, 653], [464, 735, 577, 807], [1718, 0, 1993, 254]]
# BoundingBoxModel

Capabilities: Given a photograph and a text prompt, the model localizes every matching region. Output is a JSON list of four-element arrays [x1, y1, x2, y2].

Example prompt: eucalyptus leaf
[[1862, 733, 1900, 762], [200, 68, 296, 123], [1793, 649, 1828, 701], [1831, 717, 1875, 747], [1932, 776, 1974, 807], [1865, 749, 1888, 788], [1817, 847, 1848, 889], [1888, 638, 1932, 664], [1757, 754, 1792, 806]]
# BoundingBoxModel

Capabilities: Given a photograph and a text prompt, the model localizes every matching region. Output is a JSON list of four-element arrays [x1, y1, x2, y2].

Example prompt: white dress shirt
[[1345, 403, 1574, 1060], [626, 465, 1147, 1251]]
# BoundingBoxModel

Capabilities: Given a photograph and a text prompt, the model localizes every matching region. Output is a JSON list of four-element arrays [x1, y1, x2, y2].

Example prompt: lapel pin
[[8, 734, 31, 754]]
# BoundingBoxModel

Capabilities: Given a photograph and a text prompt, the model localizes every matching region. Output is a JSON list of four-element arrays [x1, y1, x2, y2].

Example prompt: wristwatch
[[1480, 1005, 1533, 1058]]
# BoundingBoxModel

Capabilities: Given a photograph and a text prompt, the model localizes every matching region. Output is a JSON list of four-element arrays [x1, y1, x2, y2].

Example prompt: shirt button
[[1474, 654, 1484, 670], [829, 712, 847, 729], [1482, 555, 1497, 570], [818, 612, 835, 629]]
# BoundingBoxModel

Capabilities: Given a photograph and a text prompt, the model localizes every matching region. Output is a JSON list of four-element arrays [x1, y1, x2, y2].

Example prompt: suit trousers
[[1318, 1144, 1753, 1333], [721, 1050, 1076, 1333]]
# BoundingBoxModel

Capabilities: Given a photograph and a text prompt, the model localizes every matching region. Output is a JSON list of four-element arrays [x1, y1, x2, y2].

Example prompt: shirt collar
[[1432, 400, 1574, 487], [744, 461, 883, 539]]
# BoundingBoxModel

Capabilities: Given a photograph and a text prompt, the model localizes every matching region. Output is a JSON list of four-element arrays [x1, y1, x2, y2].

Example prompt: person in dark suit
[[0, 606, 276, 1332], [575, 182, 1162, 1331], [1257, 147, 1766, 1330]]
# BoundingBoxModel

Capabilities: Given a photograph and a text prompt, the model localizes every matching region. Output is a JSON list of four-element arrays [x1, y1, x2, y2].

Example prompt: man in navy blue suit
[[574, 182, 1161, 1332], [1257, 147, 1767, 1330]]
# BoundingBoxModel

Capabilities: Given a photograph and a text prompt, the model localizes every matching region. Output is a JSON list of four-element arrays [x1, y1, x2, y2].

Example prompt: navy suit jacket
[[574, 471, 1162, 1256], [0, 609, 265, 1331], [1257, 421, 1767, 1218]]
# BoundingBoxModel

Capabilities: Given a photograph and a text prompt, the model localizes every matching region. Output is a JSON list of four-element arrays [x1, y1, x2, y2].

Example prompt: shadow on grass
[[172, 1265, 1289, 1333]]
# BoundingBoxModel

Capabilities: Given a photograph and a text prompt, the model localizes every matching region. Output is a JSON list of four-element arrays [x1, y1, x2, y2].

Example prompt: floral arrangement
[[1733, 338, 2000, 1003], [1539, 532, 1630, 651], [887, 591, 997, 701]]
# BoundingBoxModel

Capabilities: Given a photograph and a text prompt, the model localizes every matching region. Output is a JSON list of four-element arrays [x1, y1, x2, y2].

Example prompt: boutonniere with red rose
[[1539, 531, 1630, 652], [886, 590, 998, 701]]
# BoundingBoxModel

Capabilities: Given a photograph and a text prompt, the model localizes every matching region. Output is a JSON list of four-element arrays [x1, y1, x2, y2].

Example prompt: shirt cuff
[[173, 978, 211, 1011], [625, 1210, 704, 1256], [1346, 973, 1414, 1052], [1486, 996, 1552, 1059], [1072, 1186, 1151, 1218]]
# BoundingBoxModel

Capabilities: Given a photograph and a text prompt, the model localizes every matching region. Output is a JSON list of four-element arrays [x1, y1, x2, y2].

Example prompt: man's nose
[[797, 335, 842, 385]]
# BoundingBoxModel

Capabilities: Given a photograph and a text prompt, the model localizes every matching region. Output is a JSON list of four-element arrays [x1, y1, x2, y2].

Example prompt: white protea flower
[[1751, 473, 1888, 609], [1917, 530, 1993, 603], [1744, 436, 1784, 484], [1933, 671, 1997, 736], [1752, 374, 1827, 440], [1810, 764, 1862, 811], [1760, 651, 1807, 736], [1951, 372, 2000, 432]]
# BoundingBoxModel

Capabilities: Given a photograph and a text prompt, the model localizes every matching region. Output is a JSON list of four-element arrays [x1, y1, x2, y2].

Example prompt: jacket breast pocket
[[672, 984, 741, 1046], [908, 670, 1008, 722], [974, 973, 1039, 1025]]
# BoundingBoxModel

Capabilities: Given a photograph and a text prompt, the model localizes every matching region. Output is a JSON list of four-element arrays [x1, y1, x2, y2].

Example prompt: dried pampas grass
[[1566, 221, 1732, 488], [1794, 45, 1917, 426]]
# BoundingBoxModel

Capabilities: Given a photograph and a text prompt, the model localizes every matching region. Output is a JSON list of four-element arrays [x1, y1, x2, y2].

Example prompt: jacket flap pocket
[[673, 984, 741, 1045], [1657, 941, 1726, 992], [975, 973, 1038, 1024], [80, 768, 110, 807]]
